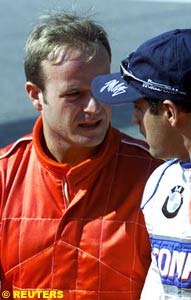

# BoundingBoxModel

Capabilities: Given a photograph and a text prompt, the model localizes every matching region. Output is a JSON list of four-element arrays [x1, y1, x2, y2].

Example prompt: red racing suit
[[0, 117, 161, 300]]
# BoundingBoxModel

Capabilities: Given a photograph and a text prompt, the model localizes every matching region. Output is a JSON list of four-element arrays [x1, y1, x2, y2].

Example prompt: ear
[[25, 82, 43, 111], [163, 100, 179, 127]]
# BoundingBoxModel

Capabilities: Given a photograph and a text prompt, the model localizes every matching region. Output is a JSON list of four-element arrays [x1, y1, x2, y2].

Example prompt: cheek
[[146, 117, 166, 142], [143, 113, 151, 128], [143, 114, 159, 138], [104, 105, 112, 118]]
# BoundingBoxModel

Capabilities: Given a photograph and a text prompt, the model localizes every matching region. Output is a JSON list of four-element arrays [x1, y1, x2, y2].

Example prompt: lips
[[78, 120, 102, 129]]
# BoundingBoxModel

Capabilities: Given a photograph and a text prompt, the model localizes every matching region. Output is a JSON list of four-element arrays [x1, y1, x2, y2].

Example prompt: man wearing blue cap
[[91, 29, 191, 299]]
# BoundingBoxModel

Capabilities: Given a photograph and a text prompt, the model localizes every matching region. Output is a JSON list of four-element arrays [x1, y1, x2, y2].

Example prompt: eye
[[60, 90, 81, 101], [67, 91, 79, 97]]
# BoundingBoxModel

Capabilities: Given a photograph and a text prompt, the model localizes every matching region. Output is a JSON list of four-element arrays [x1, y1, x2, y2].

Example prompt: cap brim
[[91, 72, 144, 105]]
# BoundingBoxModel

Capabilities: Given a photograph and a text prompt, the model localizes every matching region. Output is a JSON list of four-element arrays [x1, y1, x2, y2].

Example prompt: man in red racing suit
[[0, 12, 161, 300], [0, 117, 160, 299]]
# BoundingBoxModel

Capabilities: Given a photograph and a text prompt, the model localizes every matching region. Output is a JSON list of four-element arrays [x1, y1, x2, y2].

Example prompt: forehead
[[43, 42, 109, 65], [42, 47, 87, 70], [41, 45, 110, 87], [42, 44, 110, 71]]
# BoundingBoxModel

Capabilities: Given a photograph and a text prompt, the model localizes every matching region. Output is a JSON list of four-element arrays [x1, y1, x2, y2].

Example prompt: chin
[[79, 133, 107, 147], [76, 138, 103, 149], [149, 148, 164, 160], [150, 148, 178, 161]]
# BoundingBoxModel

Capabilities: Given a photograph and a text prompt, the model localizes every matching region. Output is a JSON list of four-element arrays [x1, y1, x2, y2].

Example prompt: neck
[[41, 134, 100, 167]]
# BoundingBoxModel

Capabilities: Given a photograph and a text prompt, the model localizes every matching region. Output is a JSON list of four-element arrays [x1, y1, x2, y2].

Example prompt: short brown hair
[[24, 11, 111, 90]]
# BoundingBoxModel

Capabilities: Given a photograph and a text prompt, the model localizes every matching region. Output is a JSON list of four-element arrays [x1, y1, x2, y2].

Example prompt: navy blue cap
[[91, 29, 191, 104]]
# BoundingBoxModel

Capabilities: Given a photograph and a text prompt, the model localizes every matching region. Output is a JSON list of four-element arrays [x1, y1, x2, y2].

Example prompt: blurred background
[[1, 0, 191, 147]]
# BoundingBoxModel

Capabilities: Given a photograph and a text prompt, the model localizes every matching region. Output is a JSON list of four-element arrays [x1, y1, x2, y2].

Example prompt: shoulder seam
[[0, 137, 32, 159], [121, 138, 149, 152]]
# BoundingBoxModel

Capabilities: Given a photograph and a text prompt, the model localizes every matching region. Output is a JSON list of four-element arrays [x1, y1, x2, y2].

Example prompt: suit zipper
[[63, 179, 70, 207]]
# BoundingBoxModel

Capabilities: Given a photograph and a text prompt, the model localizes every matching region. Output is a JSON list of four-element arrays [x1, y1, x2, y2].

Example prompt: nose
[[132, 107, 140, 125], [83, 95, 102, 114], [132, 107, 145, 137]]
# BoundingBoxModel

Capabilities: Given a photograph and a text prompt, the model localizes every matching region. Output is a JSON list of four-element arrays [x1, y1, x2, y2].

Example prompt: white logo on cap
[[100, 79, 128, 96]]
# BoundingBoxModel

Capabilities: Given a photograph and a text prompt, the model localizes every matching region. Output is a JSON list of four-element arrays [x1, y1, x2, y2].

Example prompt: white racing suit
[[141, 159, 191, 300]]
